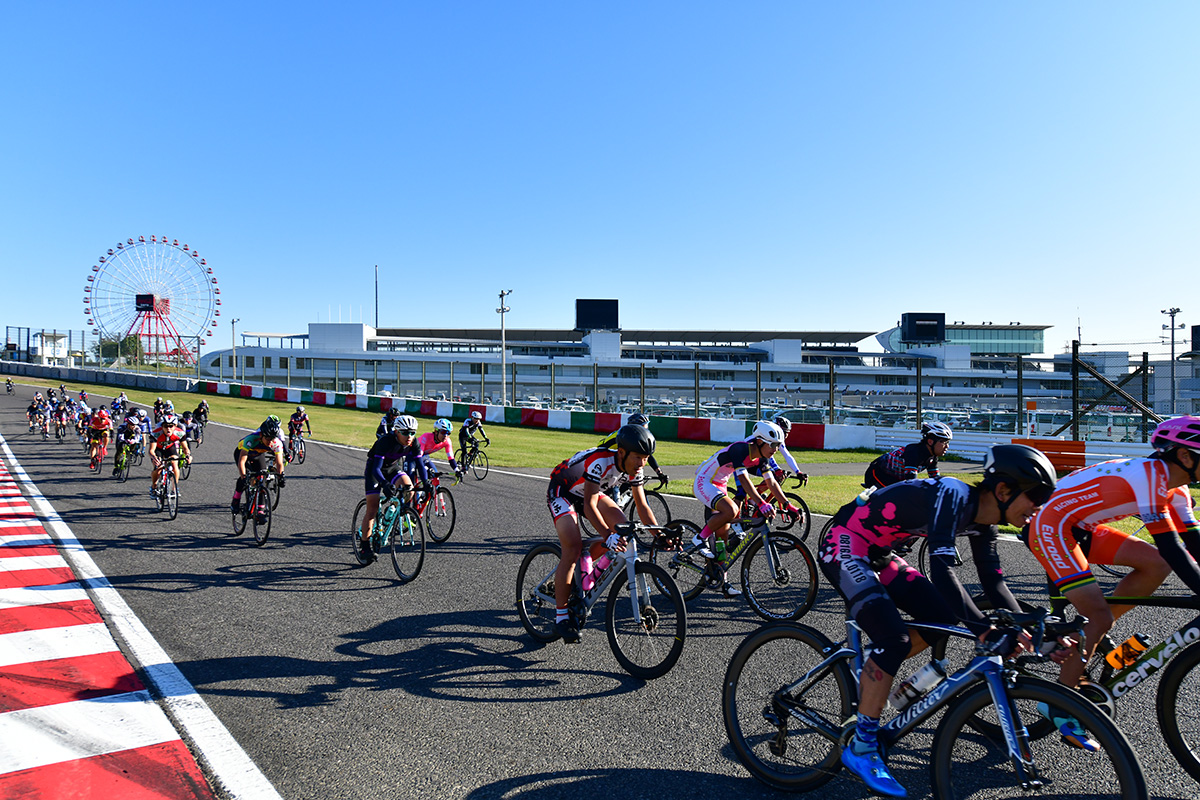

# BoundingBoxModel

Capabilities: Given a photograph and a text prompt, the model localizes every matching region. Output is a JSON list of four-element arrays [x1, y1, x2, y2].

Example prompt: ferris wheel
[[84, 236, 220, 365]]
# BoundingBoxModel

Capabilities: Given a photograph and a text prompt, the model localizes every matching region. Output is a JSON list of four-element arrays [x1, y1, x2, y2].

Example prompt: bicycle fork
[[979, 661, 1041, 789]]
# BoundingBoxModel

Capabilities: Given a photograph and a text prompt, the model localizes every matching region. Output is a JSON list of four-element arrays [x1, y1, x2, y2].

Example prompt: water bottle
[[580, 554, 595, 592], [715, 538, 727, 563], [887, 660, 947, 712], [856, 486, 876, 506], [1104, 634, 1150, 671]]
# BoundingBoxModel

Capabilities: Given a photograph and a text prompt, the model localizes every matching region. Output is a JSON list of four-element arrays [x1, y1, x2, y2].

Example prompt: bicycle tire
[[623, 490, 672, 526], [296, 438, 306, 464], [251, 486, 272, 546], [722, 622, 854, 791], [115, 451, 129, 483], [390, 508, 426, 582], [647, 519, 708, 601], [232, 494, 249, 536], [350, 498, 375, 565], [604, 560, 686, 679], [775, 493, 812, 541], [179, 459, 191, 482], [515, 543, 563, 643], [472, 449, 489, 480], [1157, 639, 1200, 783], [165, 472, 179, 521], [932, 674, 1147, 800], [424, 486, 457, 544], [740, 533, 819, 622]]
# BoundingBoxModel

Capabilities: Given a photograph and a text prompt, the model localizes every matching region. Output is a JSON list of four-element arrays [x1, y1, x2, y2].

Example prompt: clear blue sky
[[2, 2, 1197, 357]]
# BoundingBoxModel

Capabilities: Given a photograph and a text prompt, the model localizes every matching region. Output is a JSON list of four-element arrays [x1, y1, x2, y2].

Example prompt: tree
[[94, 334, 144, 363]]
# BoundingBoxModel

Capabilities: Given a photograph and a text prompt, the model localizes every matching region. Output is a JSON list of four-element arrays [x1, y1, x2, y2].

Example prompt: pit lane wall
[[0, 362, 197, 393]]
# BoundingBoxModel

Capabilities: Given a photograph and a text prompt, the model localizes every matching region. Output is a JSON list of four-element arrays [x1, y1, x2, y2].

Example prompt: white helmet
[[470, 411, 482, 421], [752, 420, 785, 446], [395, 415, 418, 434]]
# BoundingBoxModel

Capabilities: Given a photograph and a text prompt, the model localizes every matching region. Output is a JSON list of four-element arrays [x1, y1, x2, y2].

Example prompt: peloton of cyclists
[[545, 424, 659, 643]]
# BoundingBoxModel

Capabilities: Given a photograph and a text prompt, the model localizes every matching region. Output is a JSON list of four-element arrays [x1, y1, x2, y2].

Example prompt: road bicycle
[[454, 439, 490, 481], [516, 520, 687, 679], [723, 607, 1147, 798], [54, 415, 68, 442], [178, 451, 192, 482], [286, 430, 306, 465], [410, 472, 457, 544], [648, 513, 819, 622], [5, 382, 12, 395], [40, 417, 49, 441], [233, 468, 275, 546], [151, 455, 181, 521], [191, 419, 205, 447], [580, 475, 673, 536], [113, 441, 134, 483], [350, 492, 426, 581]]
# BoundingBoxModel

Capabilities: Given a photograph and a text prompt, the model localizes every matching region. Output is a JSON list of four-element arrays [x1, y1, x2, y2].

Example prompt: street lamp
[[231, 318, 241, 383], [497, 290, 512, 406], [1162, 307, 1185, 415]]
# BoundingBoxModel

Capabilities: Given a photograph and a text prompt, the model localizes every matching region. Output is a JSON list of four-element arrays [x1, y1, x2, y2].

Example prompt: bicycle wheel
[[115, 451, 129, 483], [605, 560, 686, 679], [424, 486, 457, 544], [296, 438, 306, 464], [350, 498, 375, 565], [740, 533, 820, 622], [179, 459, 191, 481], [515, 543, 563, 643], [624, 490, 672, 526], [390, 508, 426, 582], [932, 675, 1146, 800], [775, 493, 812, 541], [472, 449, 489, 480], [1158, 640, 1200, 783], [268, 473, 281, 510], [647, 519, 708, 601], [723, 622, 854, 791], [231, 494, 248, 536], [251, 487, 272, 546], [165, 472, 179, 521]]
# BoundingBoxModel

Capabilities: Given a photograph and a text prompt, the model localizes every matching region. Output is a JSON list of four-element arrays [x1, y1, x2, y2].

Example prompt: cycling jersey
[[152, 428, 185, 451], [416, 432, 454, 460], [546, 447, 644, 521], [865, 441, 939, 488], [1027, 456, 1200, 594], [236, 433, 283, 456], [693, 439, 770, 509], [364, 435, 422, 496], [288, 413, 309, 433]]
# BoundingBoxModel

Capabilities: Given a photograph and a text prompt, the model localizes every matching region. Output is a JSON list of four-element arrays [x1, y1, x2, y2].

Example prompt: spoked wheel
[[933, 676, 1146, 800], [350, 498, 377, 566], [515, 543, 563, 643], [740, 533, 819, 622], [164, 473, 179, 521], [424, 486, 457, 544], [471, 450, 489, 480], [390, 508, 426, 582], [268, 473, 281, 510], [1158, 641, 1200, 783], [723, 623, 855, 791], [296, 438, 306, 464], [251, 486, 272, 547], [605, 561, 686, 679], [647, 519, 708, 602]]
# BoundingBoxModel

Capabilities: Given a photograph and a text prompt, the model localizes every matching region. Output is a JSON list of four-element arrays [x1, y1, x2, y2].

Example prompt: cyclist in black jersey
[[864, 420, 952, 488], [459, 411, 490, 455]]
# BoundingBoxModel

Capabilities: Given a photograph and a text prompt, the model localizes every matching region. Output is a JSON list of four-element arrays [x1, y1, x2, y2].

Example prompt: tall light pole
[[231, 318, 241, 384], [1162, 307, 1185, 415], [497, 290, 512, 406]]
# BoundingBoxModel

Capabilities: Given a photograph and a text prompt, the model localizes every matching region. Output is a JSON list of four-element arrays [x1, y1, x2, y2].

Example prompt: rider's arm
[[776, 444, 801, 475], [927, 487, 994, 634]]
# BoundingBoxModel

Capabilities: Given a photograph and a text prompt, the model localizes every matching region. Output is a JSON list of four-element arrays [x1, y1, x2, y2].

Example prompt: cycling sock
[[699, 523, 713, 540], [854, 714, 881, 751], [555, 608, 569, 623], [232, 491, 242, 501]]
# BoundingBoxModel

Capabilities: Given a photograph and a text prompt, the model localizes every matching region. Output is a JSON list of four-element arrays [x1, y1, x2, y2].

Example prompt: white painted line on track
[[0, 622, 118, 667], [0, 583, 90, 609], [0, 554, 68, 572], [0, 533, 54, 547], [0, 690, 180, 774], [0, 431, 283, 800]]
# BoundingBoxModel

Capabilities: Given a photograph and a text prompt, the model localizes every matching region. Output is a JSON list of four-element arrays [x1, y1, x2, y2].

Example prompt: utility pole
[[231, 318, 241, 383], [497, 290, 512, 406], [374, 265, 379, 328], [1162, 307, 1185, 415]]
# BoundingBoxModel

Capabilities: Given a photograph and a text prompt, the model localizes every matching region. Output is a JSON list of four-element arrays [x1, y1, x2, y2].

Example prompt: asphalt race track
[[2, 388, 1198, 800]]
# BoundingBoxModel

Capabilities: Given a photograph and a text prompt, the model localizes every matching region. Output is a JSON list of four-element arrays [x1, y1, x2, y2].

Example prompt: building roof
[[372, 328, 874, 346]]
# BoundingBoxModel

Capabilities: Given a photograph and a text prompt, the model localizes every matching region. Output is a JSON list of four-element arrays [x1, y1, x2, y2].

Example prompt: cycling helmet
[[628, 412, 650, 427], [161, 414, 178, 427], [982, 444, 1057, 506], [155, 397, 162, 403], [137, 409, 147, 420], [267, 414, 281, 424], [163, 400, 174, 412], [396, 415, 418, 434], [471, 411, 482, 420], [1151, 416, 1200, 455], [296, 406, 305, 414], [772, 415, 793, 434], [386, 407, 401, 419], [921, 421, 953, 440], [260, 418, 281, 440], [435, 418, 453, 434], [615, 424, 656, 455], [752, 420, 785, 446], [181, 411, 192, 420]]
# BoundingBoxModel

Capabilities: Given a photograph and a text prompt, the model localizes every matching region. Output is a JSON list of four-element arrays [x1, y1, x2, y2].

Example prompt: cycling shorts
[[363, 461, 401, 496], [1025, 522, 1133, 594], [546, 484, 583, 524], [693, 473, 729, 511]]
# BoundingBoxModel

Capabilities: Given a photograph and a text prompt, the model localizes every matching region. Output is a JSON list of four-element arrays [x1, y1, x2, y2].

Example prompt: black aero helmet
[[615, 424, 656, 456], [260, 418, 281, 440], [628, 412, 650, 427], [386, 407, 401, 418], [982, 444, 1057, 506]]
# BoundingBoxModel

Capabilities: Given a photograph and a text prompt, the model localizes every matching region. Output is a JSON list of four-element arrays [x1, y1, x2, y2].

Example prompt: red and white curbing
[[0, 436, 281, 800]]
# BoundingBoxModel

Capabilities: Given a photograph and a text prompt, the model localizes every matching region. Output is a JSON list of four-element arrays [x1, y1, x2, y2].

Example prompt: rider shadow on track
[[173, 607, 653, 711]]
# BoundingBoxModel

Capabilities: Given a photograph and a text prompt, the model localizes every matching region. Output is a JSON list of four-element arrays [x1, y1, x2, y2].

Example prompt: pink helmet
[[1151, 416, 1200, 454]]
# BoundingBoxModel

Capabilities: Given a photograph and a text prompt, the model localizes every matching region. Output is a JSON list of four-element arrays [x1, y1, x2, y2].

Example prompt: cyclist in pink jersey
[[415, 419, 461, 481], [1026, 415, 1200, 692]]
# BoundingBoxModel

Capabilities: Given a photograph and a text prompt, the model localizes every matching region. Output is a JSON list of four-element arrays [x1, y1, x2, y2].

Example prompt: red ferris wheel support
[[126, 294, 196, 365]]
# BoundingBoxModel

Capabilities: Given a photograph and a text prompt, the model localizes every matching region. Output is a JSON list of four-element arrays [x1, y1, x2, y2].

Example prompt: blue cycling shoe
[[841, 737, 907, 798], [1037, 702, 1099, 752]]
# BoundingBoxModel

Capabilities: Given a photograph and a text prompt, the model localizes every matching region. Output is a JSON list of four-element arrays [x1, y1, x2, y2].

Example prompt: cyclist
[[864, 421, 953, 489], [6, 378, 13, 394], [111, 392, 128, 415], [231, 417, 286, 515], [179, 411, 199, 443], [193, 399, 209, 426], [113, 417, 142, 475], [78, 389, 87, 405], [153, 397, 165, 422], [87, 407, 113, 470], [546, 424, 658, 643], [356, 414, 423, 563], [376, 406, 402, 439], [286, 406, 311, 462], [770, 414, 809, 484], [597, 413, 668, 484], [691, 420, 798, 597], [148, 414, 190, 497], [415, 418, 460, 482], [459, 411, 490, 461], [820, 444, 1057, 796], [52, 401, 70, 438], [1025, 416, 1200, 717], [26, 399, 41, 432]]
